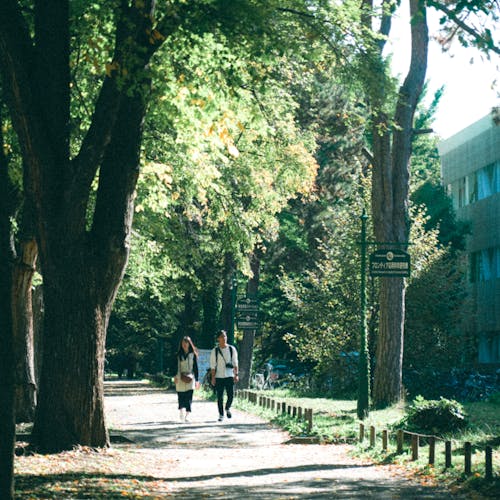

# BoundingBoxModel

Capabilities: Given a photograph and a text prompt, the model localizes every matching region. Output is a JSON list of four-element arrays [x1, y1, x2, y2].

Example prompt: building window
[[478, 331, 500, 364], [457, 177, 466, 208], [493, 160, 500, 194], [478, 166, 492, 199], [467, 171, 478, 204], [480, 249, 493, 281], [478, 161, 500, 200], [470, 248, 497, 282]]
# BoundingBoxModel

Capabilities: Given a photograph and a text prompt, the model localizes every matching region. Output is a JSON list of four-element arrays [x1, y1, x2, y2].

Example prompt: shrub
[[395, 395, 468, 435], [487, 392, 500, 405], [148, 373, 171, 388]]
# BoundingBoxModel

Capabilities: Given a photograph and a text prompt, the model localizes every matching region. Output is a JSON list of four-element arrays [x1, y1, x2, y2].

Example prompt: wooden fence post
[[370, 426, 376, 447], [359, 423, 365, 443], [306, 409, 313, 431], [464, 442, 472, 475], [428, 436, 435, 465], [411, 434, 419, 461], [445, 441, 452, 469], [397, 430, 404, 454], [382, 430, 388, 452], [298, 407, 303, 419], [485, 446, 493, 480]]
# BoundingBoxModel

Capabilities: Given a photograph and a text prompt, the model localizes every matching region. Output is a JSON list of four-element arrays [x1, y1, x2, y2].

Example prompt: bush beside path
[[15, 380, 471, 498]]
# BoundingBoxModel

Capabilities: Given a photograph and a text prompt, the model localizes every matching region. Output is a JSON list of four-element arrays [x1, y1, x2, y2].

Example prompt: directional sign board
[[236, 317, 259, 329], [236, 297, 259, 312], [369, 249, 410, 278], [236, 297, 259, 329]]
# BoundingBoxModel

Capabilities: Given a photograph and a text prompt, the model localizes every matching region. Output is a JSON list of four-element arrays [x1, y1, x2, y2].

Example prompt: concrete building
[[439, 111, 500, 365]]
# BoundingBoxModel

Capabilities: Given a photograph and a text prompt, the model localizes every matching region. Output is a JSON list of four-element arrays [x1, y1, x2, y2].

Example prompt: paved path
[[104, 380, 467, 499]]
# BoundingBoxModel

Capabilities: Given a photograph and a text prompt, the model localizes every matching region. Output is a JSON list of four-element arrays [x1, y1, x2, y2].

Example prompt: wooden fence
[[236, 390, 313, 432], [236, 390, 497, 480], [358, 422, 496, 480]]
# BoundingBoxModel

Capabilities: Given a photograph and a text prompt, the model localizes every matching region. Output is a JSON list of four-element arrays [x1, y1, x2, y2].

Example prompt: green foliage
[[107, 230, 184, 376], [427, 0, 500, 55], [265, 183, 370, 397], [395, 396, 468, 435], [411, 182, 470, 250], [487, 392, 500, 405], [106, 1, 331, 368], [280, 203, 363, 364], [404, 249, 471, 381]]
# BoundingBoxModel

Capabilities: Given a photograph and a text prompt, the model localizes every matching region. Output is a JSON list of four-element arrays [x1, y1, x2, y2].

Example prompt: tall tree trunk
[[201, 284, 220, 349], [238, 253, 260, 389], [0, 228, 16, 500], [0, 0, 162, 452], [0, 107, 18, 500], [370, 0, 428, 407], [31, 263, 109, 451], [13, 203, 38, 423], [179, 290, 197, 341], [31, 69, 149, 450]]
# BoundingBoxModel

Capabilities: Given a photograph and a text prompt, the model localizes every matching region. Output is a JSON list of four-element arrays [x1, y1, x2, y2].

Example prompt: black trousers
[[215, 377, 234, 415], [177, 390, 194, 412]]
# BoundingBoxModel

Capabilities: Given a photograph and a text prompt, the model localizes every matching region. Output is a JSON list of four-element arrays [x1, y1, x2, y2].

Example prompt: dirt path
[[104, 380, 467, 499]]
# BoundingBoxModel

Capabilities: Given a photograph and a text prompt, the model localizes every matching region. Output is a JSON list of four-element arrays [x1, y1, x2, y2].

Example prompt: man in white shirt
[[210, 330, 239, 421]]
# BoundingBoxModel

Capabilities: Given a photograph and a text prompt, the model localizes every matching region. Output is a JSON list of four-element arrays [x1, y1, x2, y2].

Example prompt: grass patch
[[234, 389, 500, 498]]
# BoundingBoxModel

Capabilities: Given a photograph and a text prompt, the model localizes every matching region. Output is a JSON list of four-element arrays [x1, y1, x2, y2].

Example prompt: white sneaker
[[185, 412, 190, 422]]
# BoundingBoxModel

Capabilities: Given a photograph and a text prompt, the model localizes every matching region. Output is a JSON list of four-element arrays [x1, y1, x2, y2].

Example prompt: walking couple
[[174, 330, 239, 422]]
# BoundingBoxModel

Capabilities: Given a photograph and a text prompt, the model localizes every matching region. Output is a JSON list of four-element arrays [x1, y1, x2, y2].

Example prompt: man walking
[[210, 330, 239, 421]]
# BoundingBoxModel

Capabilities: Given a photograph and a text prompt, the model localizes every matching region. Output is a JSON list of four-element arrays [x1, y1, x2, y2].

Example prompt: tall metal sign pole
[[229, 273, 238, 345], [356, 211, 411, 420], [357, 210, 370, 419]]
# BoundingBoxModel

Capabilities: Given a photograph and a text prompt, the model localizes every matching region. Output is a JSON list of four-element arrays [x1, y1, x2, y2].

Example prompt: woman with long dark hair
[[174, 336, 199, 422]]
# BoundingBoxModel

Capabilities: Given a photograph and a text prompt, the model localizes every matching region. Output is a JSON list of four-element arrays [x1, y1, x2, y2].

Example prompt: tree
[[361, 0, 429, 408], [0, 0, 323, 466], [0, 0, 188, 453], [362, 0, 498, 408], [0, 103, 18, 500]]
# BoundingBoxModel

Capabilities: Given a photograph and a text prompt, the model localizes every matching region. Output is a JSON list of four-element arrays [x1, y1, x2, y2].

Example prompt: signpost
[[369, 249, 410, 277], [357, 211, 411, 420], [357, 211, 370, 420], [236, 297, 259, 330]]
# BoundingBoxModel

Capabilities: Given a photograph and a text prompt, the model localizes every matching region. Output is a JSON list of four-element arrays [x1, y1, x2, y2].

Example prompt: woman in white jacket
[[174, 336, 199, 422]]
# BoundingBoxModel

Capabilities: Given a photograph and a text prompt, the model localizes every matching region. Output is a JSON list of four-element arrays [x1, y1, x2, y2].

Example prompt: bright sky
[[387, 4, 499, 140]]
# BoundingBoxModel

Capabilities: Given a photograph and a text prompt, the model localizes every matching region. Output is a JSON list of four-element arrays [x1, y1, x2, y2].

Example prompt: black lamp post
[[357, 210, 370, 419], [228, 273, 238, 344]]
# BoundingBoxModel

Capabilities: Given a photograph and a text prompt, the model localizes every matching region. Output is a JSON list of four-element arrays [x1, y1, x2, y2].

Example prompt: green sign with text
[[369, 249, 410, 277]]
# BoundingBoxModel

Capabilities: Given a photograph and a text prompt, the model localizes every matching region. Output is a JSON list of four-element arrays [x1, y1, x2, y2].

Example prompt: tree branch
[[429, 1, 500, 56]]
